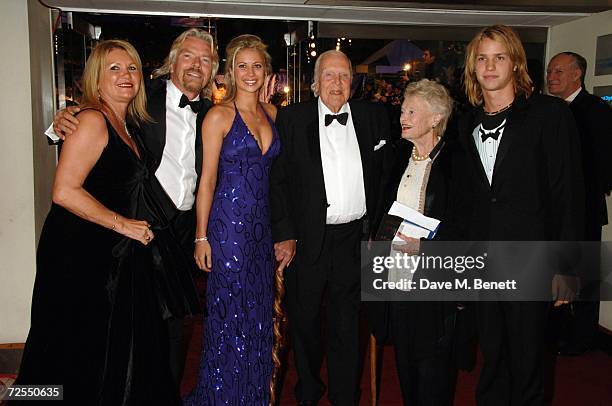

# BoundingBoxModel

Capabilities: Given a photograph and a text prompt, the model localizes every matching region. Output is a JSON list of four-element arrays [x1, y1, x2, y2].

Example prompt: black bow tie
[[325, 112, 349, 126], [178, 94, 204, 113], [479, 126, 503, 142]]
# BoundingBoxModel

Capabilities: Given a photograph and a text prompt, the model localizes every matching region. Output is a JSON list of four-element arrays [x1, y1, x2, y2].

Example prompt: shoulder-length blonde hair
[[153, 28, 219, 99], [463, 25, 533, 106], [81, 39, 151, 124], [223, 34, 272, 102]]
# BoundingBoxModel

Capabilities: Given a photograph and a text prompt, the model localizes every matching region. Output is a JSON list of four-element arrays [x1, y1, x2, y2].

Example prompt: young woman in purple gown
[[185, 34, 280, 405]]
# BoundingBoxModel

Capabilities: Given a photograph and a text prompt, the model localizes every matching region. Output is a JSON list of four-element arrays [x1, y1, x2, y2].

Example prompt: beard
[[181, 69, 205, 93]]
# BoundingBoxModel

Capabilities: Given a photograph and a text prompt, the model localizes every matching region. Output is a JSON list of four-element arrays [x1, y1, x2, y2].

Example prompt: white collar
[[565, 86, 582, 103], [318, 98, 350, 117], [166, 80, 200, 106]]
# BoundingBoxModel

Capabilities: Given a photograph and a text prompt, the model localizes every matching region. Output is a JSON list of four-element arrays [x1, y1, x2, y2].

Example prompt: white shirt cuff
[[45, 123, 60, 143]]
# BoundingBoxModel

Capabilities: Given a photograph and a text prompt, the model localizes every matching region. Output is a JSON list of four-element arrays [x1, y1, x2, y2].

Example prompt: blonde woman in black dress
[[16, 40, 198, 405]]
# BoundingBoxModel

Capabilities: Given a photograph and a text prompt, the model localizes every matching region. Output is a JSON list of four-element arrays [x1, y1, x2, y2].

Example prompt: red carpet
[[181, 314, 612, 405]]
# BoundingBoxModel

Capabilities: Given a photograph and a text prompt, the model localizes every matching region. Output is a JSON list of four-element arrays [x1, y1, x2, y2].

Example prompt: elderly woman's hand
[[392, 232, 420, 255]]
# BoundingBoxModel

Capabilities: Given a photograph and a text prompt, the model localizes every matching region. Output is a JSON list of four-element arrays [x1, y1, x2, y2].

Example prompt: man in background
[[547, 51, 612, 355]]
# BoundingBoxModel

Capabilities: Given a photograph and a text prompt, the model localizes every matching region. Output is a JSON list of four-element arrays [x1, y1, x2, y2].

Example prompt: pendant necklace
[[106, 103, 131, 139]]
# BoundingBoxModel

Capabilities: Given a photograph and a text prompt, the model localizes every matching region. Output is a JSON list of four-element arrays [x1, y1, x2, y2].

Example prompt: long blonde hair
[[152, 28, 219, 99], [463, 25, 533, 106], [222, 34, 272, 102], [81, 39, 151, 123]]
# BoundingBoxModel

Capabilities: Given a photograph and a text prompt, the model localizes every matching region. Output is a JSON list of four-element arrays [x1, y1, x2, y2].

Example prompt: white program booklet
[[387, 201, 441, 242]]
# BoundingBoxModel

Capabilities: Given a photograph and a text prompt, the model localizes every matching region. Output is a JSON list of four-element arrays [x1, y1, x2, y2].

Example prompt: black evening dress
[[14, 111, 200, 405]]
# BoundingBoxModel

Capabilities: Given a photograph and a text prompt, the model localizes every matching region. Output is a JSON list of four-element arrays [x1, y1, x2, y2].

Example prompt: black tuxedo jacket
[[569, 88, 612, 237], [137, 78, 212, 220], [446, 94, 584, 242], [270, 98, 390, 263]]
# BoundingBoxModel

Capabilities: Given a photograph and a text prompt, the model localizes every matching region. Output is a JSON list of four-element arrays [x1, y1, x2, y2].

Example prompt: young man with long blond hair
[[451, 25, 584, 405]]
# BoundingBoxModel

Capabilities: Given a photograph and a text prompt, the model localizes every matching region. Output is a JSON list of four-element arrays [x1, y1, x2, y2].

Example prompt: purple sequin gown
[[185, 105, 280, 405]]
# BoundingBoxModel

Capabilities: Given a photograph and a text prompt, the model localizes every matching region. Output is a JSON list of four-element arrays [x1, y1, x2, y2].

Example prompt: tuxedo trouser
[[167, 208, 197, 388], [563, 228, 601, 349], [286, 219, 362, 405], [476, 301, 549, 406]]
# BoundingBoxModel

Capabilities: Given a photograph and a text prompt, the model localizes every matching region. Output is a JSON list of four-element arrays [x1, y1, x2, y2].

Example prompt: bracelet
[[194, 236, 208, 243], [110, 213, 118, 231]]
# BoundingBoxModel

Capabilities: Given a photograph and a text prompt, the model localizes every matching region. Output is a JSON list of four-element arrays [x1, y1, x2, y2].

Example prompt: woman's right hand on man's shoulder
[[53, 105, 81, 139], [194, 241, 212, 272]]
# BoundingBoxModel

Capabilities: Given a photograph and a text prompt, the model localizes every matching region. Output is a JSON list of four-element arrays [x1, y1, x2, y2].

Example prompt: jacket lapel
[[350, 100, 372, 202], [569, 88, 587, 109], [388, 140, 411, 202], [306, 100, 322, 165], [305, 100, 328, 204], [491, 95, 528, 187], [144, 79, 168, 167], [460, 110, 490, 189], [195, 99, 212, 180]]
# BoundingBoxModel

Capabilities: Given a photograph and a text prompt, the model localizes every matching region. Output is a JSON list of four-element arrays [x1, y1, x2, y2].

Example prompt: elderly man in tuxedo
[[51, 28, 218, 388], [547, 51, 612, 355], [271, 50, 389, 405]]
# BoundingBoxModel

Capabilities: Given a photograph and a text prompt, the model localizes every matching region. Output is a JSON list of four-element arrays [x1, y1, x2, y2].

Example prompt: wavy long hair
[[222, 34, 272, 103], [463, 25, 533, 106]]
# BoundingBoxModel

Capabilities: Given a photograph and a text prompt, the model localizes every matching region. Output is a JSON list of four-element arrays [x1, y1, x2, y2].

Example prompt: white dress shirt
[[318, 99, 367, 224], [473, 119, 506, 185], [155, 80, 199, 211]]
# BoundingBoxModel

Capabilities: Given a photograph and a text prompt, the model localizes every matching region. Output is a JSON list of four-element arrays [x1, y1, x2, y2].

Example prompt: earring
[[513, 66, 517, 72]]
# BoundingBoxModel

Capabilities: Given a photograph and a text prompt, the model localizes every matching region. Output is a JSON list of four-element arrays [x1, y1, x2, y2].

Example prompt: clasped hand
[[115, 217, 154, 246]]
